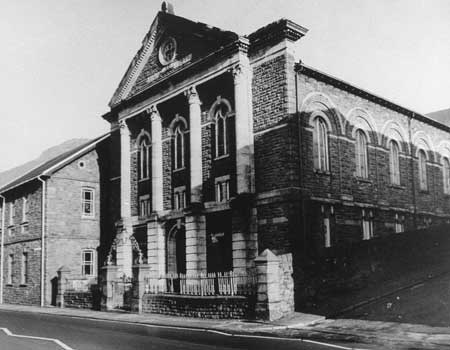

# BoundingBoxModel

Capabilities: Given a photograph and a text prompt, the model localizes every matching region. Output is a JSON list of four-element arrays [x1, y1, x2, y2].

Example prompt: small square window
[[173, 186, 186, 210], [139, 195, 151, 217], [215, 176, 230, 203]]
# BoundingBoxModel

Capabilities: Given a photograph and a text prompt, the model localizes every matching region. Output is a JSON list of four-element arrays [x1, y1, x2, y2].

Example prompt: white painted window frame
[[81, 187, 95, 218]]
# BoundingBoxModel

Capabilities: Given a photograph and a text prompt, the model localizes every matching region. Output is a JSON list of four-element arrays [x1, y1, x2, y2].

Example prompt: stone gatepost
[[132, 264, 150, 313], [254, 249, 294, 321], [101, 265, 119, 311], [56, 266, 70, 308]]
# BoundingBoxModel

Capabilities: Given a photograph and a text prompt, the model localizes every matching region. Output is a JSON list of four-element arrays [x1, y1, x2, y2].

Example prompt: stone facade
[[99, 7, 450, 319], [0, 136, 109, 306]]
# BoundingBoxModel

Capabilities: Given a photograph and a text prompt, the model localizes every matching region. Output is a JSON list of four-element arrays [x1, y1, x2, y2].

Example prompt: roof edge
[[295, 62, 450, 133], [0, 133, 110, 195]]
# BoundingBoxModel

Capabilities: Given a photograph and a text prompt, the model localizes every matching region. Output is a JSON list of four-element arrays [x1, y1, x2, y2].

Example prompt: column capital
[[147, 105, 161, 122], [184, 86, 201, 105], [119, 119, 130, 133], [231, 62, 250, 81]]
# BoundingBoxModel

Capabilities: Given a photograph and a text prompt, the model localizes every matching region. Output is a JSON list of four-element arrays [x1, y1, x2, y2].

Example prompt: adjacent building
[[0, 135, 108, 306]]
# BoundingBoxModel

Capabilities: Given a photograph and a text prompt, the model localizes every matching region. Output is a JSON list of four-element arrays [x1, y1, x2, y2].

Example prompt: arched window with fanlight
[[313, 116, 329, 172], [418, 149, 428, 191], [210, 97, 232, 159], [138, 133, 151, 180], [443, 157, 450, 194], [389, 140, 400, 185], [355, 129, 368, 178]]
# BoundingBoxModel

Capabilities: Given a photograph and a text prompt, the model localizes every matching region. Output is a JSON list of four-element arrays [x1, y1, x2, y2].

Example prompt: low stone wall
[[142, 294, 254, 319], [64, 289, 101, 310]]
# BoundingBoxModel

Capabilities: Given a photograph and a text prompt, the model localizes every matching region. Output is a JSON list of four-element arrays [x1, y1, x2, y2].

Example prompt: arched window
[[355, 130, 368, 178], [214, 102, 230, 158], [138, 134, 150, 180], [443, 158, 450, 194], [313, 117, 329, 172], [173, 123, 185, 170], [418, 149, 427, 190], [389, 140, 400, 185]]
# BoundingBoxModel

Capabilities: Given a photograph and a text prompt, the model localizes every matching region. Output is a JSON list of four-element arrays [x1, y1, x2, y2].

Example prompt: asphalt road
[[0, 309, 364, 350]]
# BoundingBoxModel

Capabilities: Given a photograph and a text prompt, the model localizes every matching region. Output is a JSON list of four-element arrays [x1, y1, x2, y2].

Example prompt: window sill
[[81, 215, 96, 220], [172, 167, 186, 173], [314, 169, 331, 176], [354, 176, 371, 184], [20, 221, 28, 225], [388, 184, 405, 190], [214, 154, 230, 161], [138, 177, 150, 182]]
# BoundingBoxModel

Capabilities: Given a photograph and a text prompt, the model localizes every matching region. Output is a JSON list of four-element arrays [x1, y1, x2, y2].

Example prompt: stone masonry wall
[[45, 149, 102, 305], [1, 181, 43, 305], [142, 294, 253, 319]]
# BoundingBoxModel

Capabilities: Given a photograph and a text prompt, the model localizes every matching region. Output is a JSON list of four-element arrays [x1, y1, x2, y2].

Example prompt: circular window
[[78, 161, 85, 169], [158, 37, 177, 65]]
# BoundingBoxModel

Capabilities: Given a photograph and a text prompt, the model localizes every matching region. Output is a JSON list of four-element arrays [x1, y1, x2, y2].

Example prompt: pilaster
[[185, 86, 203, 203], [232, 60, 255, 194], [149, 106, 164, 212], [147, 218, 166, 290]]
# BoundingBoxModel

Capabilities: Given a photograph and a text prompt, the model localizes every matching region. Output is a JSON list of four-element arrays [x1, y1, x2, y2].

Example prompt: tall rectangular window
[[362, 209, 374, 240], [7, 254, 13, 285], [389, 140, 400, 185], [9, 202, 15, 226], [321, 205, 333, 248], [443, 158, 450, 194], [215, 176, 230, 203], [22, 197, 28, 222], [313, 116, 329, 172], [395, 213, 405, 233], [355, 130, 368, 178], [82, 250, 95, 276], [21, 253, 28, 285], [173, 186, 186, 210], [418, 150, 428, 191], [81, 188, 94, 217]]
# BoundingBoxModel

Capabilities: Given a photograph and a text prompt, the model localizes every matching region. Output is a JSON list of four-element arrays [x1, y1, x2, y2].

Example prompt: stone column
[[185, 86, 203, 204], [118, 120, 133, 277], [185, 214, 206, 274], [149, 106, 164, 213], [147, 219, 166, 291], [232, 61, 255, 194], [119, 120, 132, 219]]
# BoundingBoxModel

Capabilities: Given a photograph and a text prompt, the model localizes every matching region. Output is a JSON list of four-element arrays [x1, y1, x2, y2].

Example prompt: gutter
[[38, 176, 46, 307], [0, 194, 5, 304]]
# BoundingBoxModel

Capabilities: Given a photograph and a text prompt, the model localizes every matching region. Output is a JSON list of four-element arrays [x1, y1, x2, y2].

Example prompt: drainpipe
[[0, 194, 5, 304], [38, 176, 46, 307]]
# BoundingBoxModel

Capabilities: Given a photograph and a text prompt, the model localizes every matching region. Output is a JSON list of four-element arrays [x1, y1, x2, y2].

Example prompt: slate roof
[[427, 108, 450, 128], [0, 133, 109, 194]]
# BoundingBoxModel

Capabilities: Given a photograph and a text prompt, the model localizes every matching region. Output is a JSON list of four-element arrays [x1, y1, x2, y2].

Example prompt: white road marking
[[0, 327, 75, 350], [7, 312, 370, 350]]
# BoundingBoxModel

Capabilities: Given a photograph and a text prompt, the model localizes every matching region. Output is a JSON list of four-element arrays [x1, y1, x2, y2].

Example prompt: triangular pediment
[[109, 11, 238, 108]]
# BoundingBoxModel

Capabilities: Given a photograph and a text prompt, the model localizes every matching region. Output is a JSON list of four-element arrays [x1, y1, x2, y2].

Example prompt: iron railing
[[144, 271, 256, 296]]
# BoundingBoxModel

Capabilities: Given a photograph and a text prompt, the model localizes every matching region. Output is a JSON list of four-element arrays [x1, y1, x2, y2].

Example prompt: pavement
[[0, 304, 449, 349]]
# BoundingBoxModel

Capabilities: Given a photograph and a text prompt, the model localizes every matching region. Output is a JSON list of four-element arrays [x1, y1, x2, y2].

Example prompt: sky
[[0, 0, 449, 171]]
